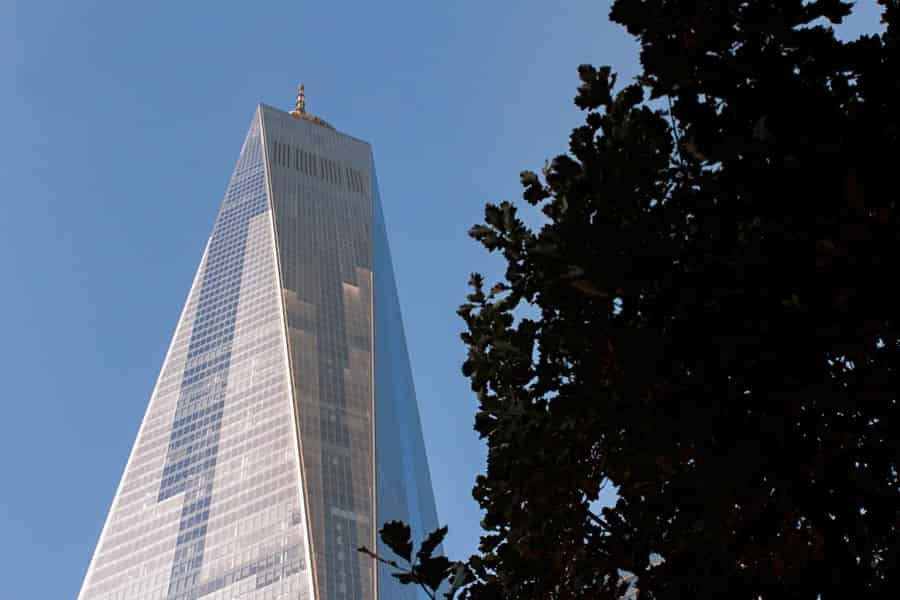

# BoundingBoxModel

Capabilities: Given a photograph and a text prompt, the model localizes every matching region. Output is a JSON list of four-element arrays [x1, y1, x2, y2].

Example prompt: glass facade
[[372, 176, 442, 600], [78, 104, 439, 600]]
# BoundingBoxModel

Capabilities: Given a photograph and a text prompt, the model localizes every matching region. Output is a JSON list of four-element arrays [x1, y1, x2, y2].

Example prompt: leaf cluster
[[359, 522, 474, 599], [369, 1, 900, 598]]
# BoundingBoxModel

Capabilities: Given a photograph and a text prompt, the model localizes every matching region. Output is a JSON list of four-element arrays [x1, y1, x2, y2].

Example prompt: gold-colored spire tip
[[288, 82, 334, 130], [290, 82, 306, 117]]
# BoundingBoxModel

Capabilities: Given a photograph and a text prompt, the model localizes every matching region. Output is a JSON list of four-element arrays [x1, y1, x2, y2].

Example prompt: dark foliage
[[359, 523, 465, 599], [363, 1, 900, 597]]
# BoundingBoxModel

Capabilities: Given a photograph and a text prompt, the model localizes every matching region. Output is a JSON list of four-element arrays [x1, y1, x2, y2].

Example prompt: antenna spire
[[288, 82, 334, 129], [290, 83, 307, 117]]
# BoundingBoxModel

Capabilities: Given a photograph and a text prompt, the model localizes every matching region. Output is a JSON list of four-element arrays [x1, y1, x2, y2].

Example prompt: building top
[[288, 83, 334, 130]]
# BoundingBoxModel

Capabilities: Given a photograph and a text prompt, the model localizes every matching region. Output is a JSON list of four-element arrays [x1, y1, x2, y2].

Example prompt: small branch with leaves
[[358, 522, 474, 599]]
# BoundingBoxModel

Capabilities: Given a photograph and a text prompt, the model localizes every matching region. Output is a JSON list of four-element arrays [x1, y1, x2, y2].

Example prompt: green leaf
[[414, 556, 453, 591], [575, 64, 615, 109], [379, 521, 413, 562], [417, 525, 449, 563], [469, 224, 499, 249], [445, 562, 476, 599], [484, 203, 503, 228]]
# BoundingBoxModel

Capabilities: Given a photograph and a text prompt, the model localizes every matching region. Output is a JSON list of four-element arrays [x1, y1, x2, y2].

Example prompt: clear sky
[[0, 1, 884, 598]]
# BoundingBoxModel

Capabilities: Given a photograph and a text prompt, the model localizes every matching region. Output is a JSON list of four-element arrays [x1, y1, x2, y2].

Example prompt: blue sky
[[0, 1, 884, 598]]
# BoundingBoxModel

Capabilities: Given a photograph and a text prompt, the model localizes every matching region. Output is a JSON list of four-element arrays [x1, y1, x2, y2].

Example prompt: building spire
[[288, 82, 334, 129], [290, 83, 306, 117]]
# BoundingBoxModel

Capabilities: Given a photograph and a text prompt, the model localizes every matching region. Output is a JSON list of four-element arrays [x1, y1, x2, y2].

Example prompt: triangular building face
[[79, 103, 440, 600]]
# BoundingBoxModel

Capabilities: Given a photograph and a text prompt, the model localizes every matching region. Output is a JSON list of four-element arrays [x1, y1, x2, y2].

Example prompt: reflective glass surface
[[372, 176, 441, 600], [262, 106, 376, 600], [80, 104, 440, 600], [79, 112, 315, 600]]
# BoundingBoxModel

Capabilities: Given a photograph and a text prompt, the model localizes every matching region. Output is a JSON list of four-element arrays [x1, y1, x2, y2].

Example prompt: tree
[[362, 1, 900, 597]]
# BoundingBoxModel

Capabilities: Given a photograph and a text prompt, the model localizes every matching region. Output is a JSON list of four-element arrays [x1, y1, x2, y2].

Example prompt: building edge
[[258, 104, 321, 600], [77, 240, 212, 600]]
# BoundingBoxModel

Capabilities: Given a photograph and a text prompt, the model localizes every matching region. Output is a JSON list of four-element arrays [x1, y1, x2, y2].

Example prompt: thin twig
[[667, 95, 686, 168]]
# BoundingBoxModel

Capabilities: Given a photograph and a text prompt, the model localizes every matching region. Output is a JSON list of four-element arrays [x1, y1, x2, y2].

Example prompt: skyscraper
[[78, 87, 440, 600]]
